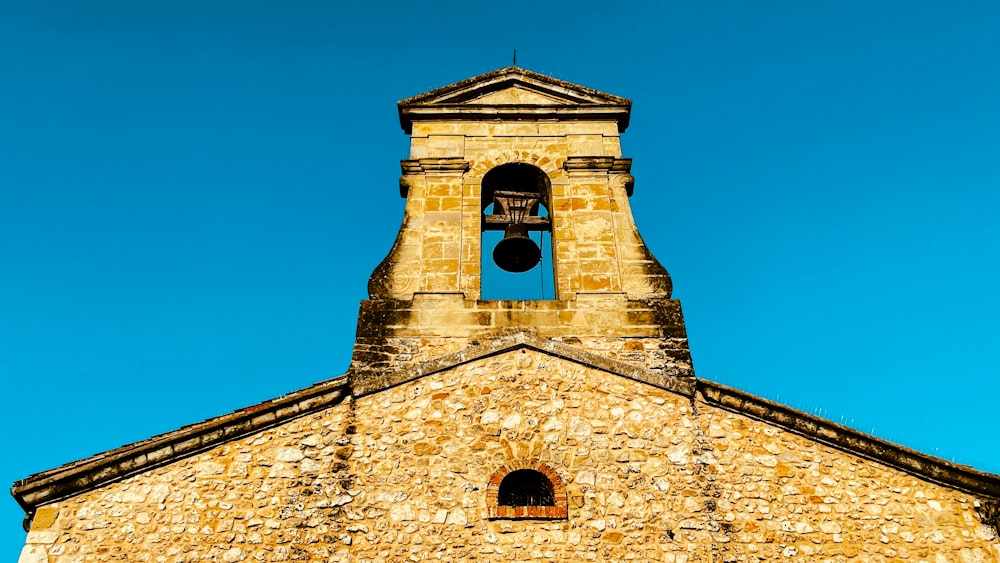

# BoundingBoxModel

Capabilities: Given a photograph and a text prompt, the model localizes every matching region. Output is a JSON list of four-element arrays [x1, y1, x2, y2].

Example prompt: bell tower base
[[348, 293, 693, 394]]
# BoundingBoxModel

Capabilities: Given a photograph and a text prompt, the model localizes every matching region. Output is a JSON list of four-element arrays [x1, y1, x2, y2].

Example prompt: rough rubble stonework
[[18, 350, 1000, 561], [13, 67, 1000, 562]]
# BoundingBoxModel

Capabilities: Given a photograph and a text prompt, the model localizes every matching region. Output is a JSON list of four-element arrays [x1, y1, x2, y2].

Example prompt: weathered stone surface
[[16, 545, 47, 563], [17, 350, 1000, 561], [370, 67, 665, 304]]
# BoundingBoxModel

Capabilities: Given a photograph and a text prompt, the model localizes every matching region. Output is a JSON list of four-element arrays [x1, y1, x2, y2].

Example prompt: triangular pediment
[[400, 66, 630, 107], [397, 66, 632, 133], [469, 85, 574, 105]]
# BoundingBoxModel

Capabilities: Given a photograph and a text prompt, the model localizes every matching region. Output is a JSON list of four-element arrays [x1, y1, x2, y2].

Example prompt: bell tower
[[351, 67, 692, 394]]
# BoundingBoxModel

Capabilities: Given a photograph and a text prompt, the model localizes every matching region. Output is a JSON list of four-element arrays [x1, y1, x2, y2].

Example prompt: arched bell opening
[[480, 163, 554, 300]]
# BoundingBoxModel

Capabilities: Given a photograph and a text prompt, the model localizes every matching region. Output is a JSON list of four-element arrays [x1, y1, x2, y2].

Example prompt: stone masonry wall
[[21, 349, 999, 562], [350, 333, 692, 383], [370, 120, 668, 303], [349, 294, 693, 383]]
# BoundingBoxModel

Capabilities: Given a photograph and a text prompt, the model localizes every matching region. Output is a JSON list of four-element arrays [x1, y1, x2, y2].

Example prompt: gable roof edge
[[11, 376, 351, 520], [398, 66, 630, 107], [14, 344, 999, 524], [698, 379, 1000, 500], [397, 66, 632, 133], [349, 331, 696, 398]]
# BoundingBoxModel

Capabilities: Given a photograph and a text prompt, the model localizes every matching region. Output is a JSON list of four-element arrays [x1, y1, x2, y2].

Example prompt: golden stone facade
[[13, 67, 1000, 562], [15, 349, 1000, 562]]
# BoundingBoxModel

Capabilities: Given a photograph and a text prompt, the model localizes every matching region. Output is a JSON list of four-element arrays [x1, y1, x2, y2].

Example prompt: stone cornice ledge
[[564, 156, 631, 172], [349, 331, 696, 399], [399, 106, 632, 133], [11, 376, 351, 517], [400, 158, 471, 174], [697, 379, 1000, 500]]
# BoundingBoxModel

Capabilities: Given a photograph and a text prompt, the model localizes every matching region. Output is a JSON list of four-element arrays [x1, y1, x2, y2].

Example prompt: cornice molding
[[398, 67, 632, 133], [399, 106, 631, 134], [400, 158, 471, 175], [563, 156, 634, 173]]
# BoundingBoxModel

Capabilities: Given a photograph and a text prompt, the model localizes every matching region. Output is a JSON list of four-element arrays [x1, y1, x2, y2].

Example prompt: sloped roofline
[[11, 332, 1000, 526], [697, 380, 1000, 499], [397, 66, 632, 133], [399, 66, 631, 106], [10, 376, 351, 523], [349, 331, 695, 398]]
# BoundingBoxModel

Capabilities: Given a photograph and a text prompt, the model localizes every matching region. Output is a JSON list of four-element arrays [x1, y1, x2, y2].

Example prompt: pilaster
[[368, 158, 469, 300]]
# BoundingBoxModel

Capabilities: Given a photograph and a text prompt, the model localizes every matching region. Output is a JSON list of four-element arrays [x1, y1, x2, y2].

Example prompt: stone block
[[30, 506, 58, 530]]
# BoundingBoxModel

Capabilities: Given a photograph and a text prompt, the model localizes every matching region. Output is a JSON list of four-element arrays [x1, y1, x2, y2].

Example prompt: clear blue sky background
[[2, 1, 998, 558]]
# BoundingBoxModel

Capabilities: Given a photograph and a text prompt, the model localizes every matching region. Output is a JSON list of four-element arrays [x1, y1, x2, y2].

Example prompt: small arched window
[[486, 461, 568, 519], [498, 469, 555, 506]]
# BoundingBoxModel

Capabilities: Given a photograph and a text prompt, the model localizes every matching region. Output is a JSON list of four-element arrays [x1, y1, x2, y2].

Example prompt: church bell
[[493, 223, 541, 273], [487, 190, 549, 273]]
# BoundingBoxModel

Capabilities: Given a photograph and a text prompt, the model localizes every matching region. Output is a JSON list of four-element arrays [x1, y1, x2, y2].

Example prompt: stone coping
[[11, 335, 1000, 525], [397, 66, 632, 134], [349, 331, 696, 398], [398, 66, 630, 107], [10, 376, 350, 520], [697, 379, 1000, 499]]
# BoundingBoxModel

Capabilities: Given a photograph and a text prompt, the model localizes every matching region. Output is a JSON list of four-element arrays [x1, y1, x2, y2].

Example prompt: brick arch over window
[[486, 460, 568, 519]]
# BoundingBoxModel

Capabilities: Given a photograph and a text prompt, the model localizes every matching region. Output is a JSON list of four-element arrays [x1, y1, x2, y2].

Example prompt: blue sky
[[2, 1, 999, 558]]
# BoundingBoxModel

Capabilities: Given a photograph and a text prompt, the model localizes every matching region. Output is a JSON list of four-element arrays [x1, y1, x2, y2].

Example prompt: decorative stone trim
[[400, 106, 632, 134], [469, 151, 562, 178], [399, 66, 631, 107], [399, 158, 471, 174], [610, 158, 632, 173], [486, 460, 568, 520], [563, 156, 617, 172], [610, 172, 635, 197], [397, 66, 632, 133]]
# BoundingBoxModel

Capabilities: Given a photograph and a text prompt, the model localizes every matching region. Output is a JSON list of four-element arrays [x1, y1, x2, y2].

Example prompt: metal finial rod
[[513, 49, 517, 66]]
